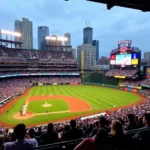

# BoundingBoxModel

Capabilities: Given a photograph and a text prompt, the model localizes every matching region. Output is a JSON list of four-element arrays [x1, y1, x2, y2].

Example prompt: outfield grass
[[0, 85, 141, 126]]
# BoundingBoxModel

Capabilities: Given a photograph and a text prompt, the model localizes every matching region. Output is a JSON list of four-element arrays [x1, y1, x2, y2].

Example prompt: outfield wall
[[84, 72, 119, 85]]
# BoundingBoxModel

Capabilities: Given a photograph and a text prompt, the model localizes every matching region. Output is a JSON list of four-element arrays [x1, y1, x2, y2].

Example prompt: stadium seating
[[141, 79, 150, 86], [0, 47, 75, 63], [106, 69, 138, 78], [121, 80, 141, 86]]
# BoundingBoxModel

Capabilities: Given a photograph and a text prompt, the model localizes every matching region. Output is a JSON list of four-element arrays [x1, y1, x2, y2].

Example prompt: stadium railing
[[32, 128, 150, 150]]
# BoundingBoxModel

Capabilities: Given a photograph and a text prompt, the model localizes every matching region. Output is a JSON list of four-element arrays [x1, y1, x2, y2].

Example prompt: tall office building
[[92, 40, 99, 64], [64, 33, 71, 46], [14, 20, 22, 48], [99, 56, 109, 65], [72, 48, 76, 59], [144, 52, 150, 61], [14, 18, 33, 49], [83, 27, 93, 44], [38, 26, 49, 50], [77, 44, 96, 70]]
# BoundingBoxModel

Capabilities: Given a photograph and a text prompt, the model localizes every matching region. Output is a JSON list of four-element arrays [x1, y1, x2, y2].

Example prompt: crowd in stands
[[121, 80, 141, 87], [120, 79, 150, 87], [0, 77, 81, 102], [0, 78, 32, 102], [0, 48, 76, 64], [141, 79, 150, 86], [106, 69, 137, 78], [0, 70, 78, 76]]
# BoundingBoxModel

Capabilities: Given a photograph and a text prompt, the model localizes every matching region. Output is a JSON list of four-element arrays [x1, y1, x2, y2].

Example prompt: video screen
[[110, 53, 139, 66], [110, 60, 116, 65], [116, 54, 131, 65], [131, 53, 139, 65]]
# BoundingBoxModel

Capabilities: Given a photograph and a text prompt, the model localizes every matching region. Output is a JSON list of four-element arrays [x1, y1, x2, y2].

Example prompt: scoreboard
[[110, 40, 141, 69]]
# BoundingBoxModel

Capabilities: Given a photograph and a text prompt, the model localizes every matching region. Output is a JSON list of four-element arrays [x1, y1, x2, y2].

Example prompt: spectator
[[61, 124, 70, 138], [28, 128, 36, 139], [109, 120, 127, 150], [62, 120, 83, 141], [126, 114, 139, 130], [40, 123, 58, 145], [85, 123, 94, 136], [90, 120, 99, 136], [99, 116, 111, 133], [133, 113, 150, 150], [74, 128, 108, 150], [4, 124, 38, 150], [35, 127, 42, 137]]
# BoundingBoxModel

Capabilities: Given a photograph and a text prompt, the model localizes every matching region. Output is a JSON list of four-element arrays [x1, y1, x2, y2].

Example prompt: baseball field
[[0, 85, 145, 127]]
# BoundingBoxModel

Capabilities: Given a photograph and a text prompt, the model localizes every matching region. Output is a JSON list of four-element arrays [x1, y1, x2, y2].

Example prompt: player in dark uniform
[[46, 110, 48, 115]]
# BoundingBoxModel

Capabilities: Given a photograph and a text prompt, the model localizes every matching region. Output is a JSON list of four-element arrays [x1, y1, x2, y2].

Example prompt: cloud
[[0, 0, 149, 57]]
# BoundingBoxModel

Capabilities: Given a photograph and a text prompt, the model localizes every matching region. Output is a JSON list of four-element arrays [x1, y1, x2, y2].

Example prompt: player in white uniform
[[121, 55, 128, 65]]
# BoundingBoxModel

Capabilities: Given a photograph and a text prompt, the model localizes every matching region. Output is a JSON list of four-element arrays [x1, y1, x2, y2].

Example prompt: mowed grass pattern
[[29, 85, 140, 110], [0, 85, 141, 126]]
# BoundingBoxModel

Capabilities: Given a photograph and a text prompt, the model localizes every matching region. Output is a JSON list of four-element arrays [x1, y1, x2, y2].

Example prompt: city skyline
[[0, 0, 150, 57]]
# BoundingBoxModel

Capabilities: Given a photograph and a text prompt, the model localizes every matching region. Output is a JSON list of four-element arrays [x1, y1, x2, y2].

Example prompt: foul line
[[35, 110, 71, 116]]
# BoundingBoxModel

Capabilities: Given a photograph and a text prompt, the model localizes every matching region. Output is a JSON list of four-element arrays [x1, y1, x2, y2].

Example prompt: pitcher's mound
[[13, 112, 35, 120], [42, 104, 52, 107]]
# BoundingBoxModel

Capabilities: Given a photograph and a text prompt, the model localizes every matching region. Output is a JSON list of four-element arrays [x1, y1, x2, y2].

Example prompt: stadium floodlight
[[45, 36, 68, 41], [57, 37, 68, 41], [1, 30, 21, 37], [45, 36, 57, 41]]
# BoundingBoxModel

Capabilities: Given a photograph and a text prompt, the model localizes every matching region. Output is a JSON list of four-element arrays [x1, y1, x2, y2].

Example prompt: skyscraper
[[77, 44, 96, 70], [92, 40, 99, 64], [64, 33, 71, 46], [72, 48, 76, 59], [14, 18, 33, 49], [144, 52, 150, 61], [38, 26, 49, 50], [83, 27, 93, 44]]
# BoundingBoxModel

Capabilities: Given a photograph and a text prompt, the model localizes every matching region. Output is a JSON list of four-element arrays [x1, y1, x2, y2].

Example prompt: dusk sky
[[0, 0, 150, 57]]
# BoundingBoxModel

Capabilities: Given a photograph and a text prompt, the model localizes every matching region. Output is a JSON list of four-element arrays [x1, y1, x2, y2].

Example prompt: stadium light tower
[[0, 29, 22, 48], [45, 36, 68, 41], [1, 30, 21, 37]]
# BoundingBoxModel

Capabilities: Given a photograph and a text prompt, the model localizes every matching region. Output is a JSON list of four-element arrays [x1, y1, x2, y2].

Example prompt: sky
[[0, 0, 150, 58]]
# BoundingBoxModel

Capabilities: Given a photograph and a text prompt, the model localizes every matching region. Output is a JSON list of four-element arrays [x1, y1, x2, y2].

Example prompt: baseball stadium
[[0, 35, 145, 127], [0, 33, 150, 150], [0, 1, 150, 150]]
